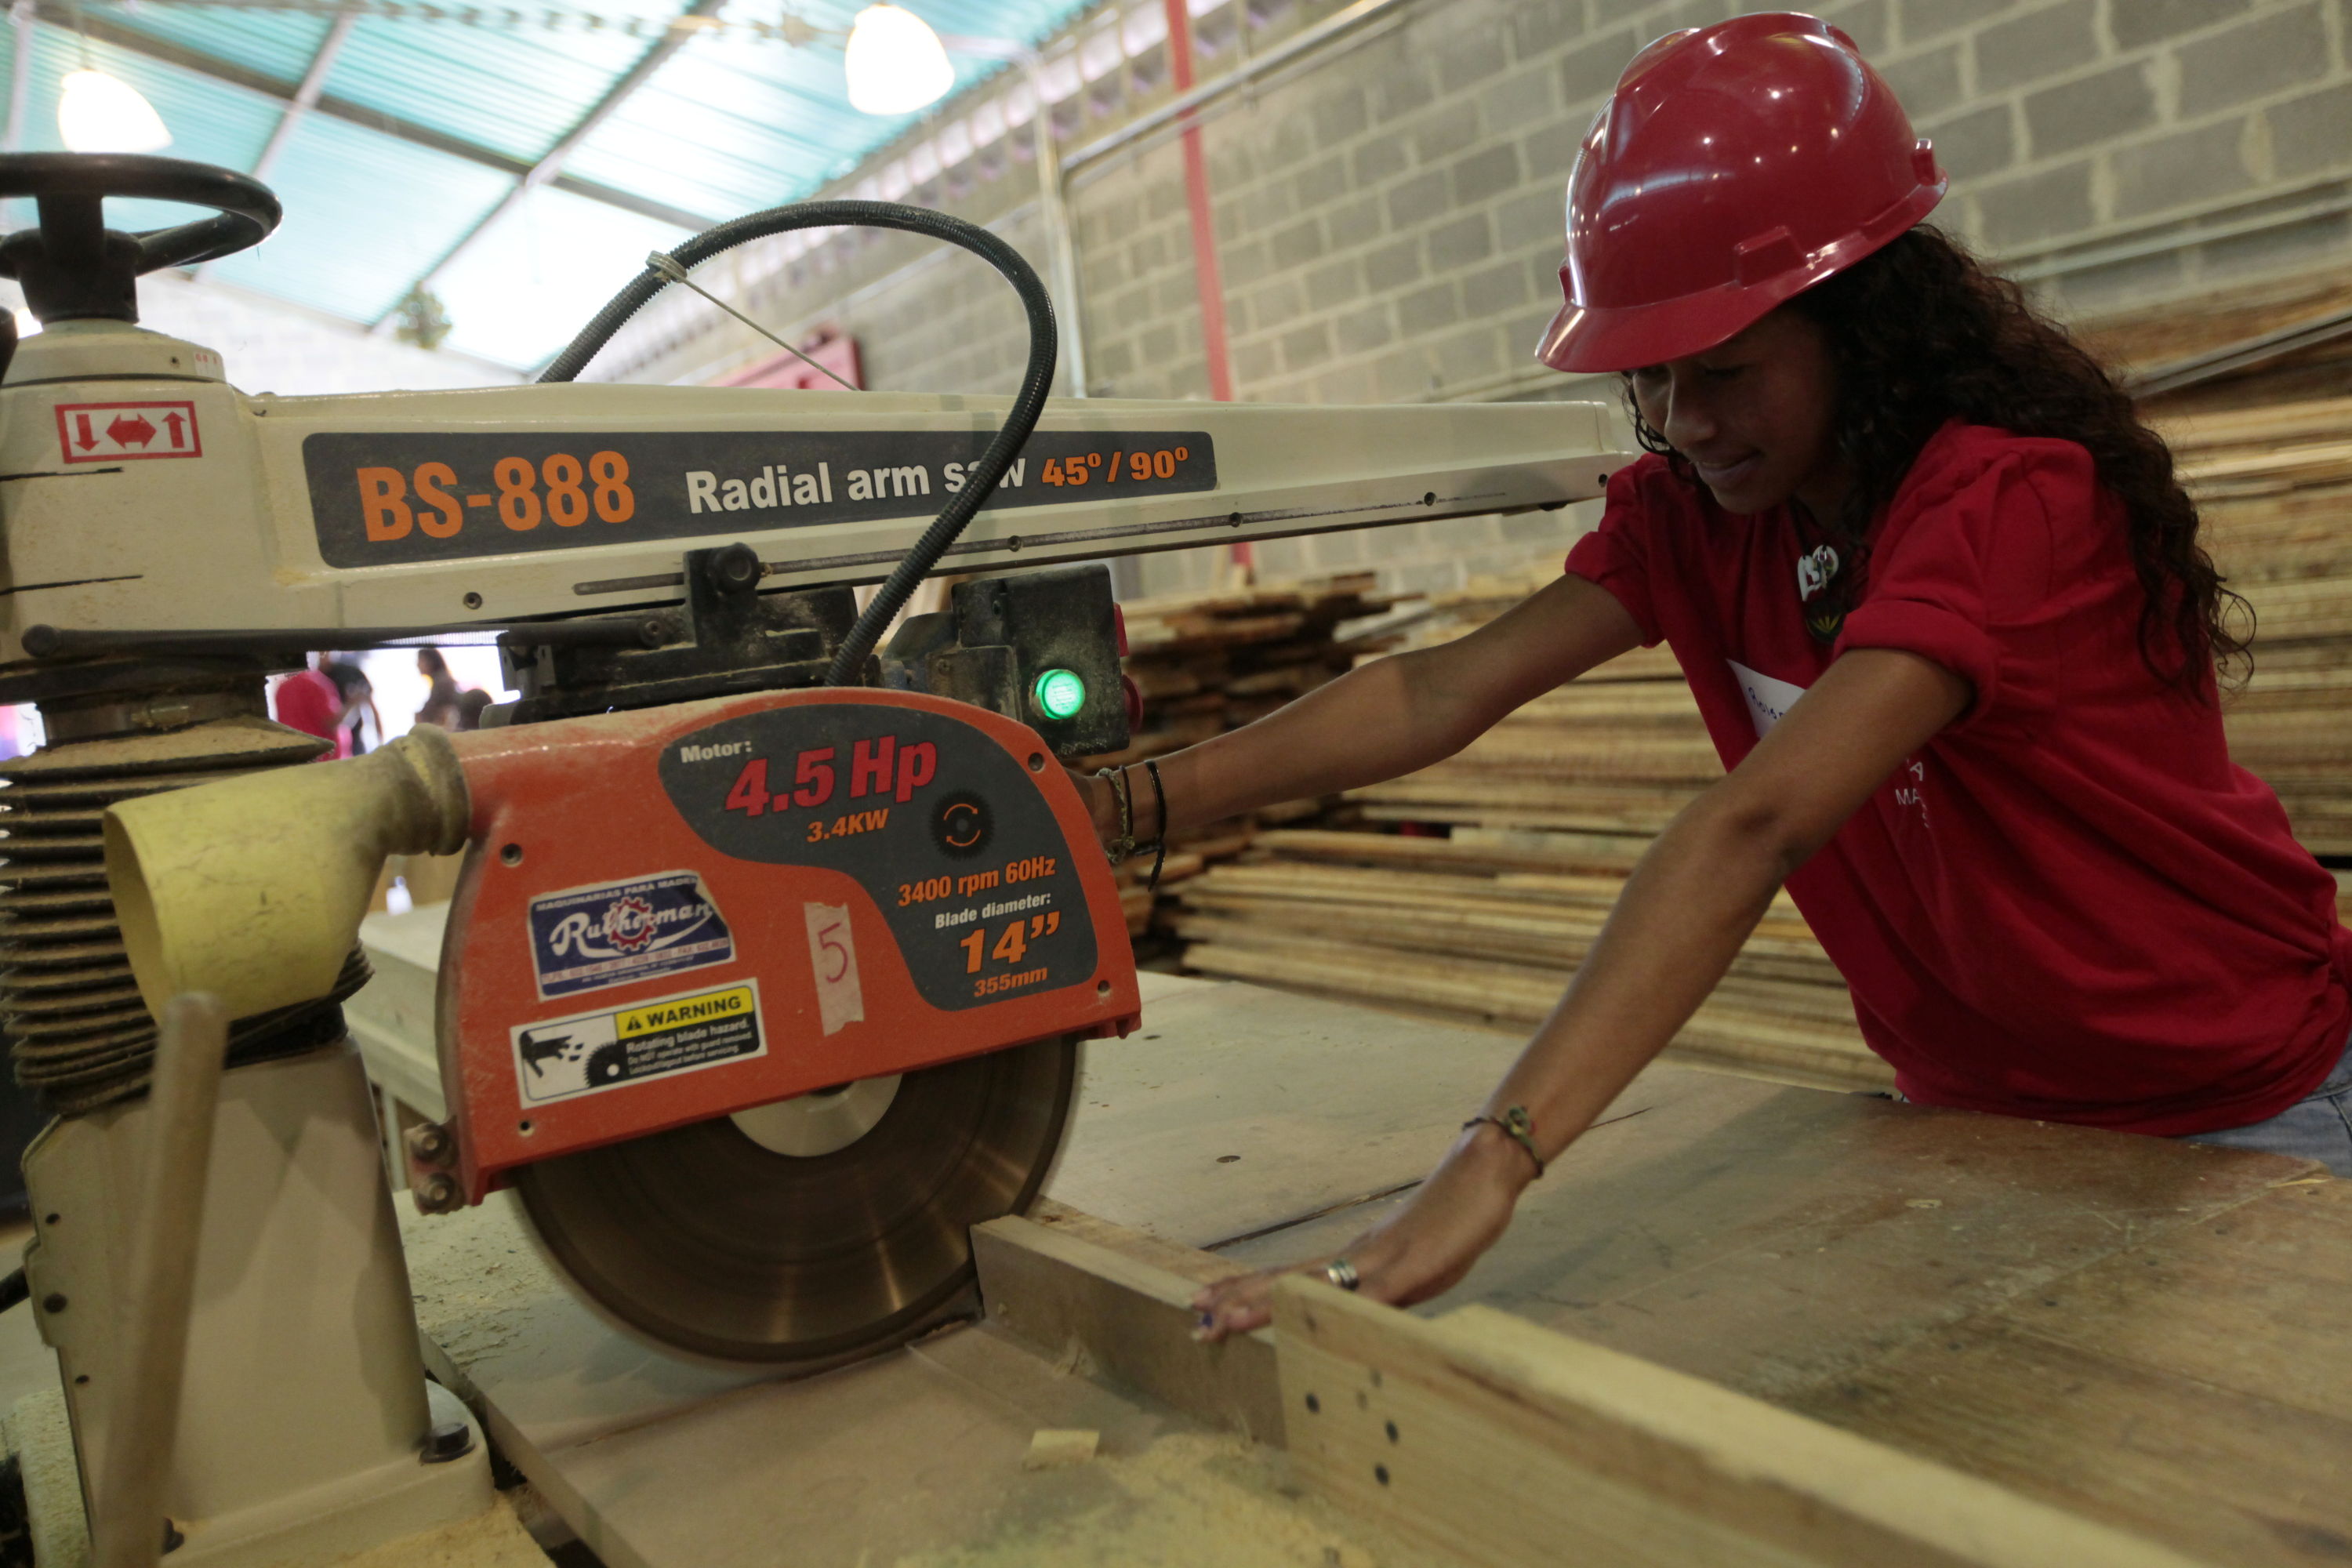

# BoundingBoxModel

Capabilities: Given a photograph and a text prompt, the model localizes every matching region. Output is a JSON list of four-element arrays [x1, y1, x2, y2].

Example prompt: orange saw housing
[[413, 687, 1140, 1204]]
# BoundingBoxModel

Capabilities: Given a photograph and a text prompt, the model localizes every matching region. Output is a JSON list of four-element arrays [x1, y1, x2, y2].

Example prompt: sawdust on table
[[891, 1429, 1461, 1568], [321, 1494, 551, 1568], [401, 1200, 561, 1368]]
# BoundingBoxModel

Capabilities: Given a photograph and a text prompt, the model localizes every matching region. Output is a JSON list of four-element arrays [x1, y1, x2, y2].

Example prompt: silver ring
[[1323, 1258, 1360, 1292]]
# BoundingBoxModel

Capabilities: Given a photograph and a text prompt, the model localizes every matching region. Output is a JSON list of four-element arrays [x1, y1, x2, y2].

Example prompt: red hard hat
[[1534, 13, 1945, 374]]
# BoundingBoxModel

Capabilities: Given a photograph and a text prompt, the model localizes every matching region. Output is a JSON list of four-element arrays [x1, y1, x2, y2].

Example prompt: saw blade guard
[[513, 1030, 1080, 1365], [426, 684, 1138, 1206]]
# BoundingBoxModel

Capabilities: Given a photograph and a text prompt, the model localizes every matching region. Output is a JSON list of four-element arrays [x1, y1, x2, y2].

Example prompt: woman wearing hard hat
[[1090, 12, 2352, 1338]]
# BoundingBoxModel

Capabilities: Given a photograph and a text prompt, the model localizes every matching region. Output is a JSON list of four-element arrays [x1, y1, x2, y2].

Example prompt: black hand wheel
[[0, 153, 280, 325]]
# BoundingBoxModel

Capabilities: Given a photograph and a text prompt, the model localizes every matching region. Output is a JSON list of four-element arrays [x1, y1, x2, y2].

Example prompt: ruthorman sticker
[[526, 870, 732, 1000]]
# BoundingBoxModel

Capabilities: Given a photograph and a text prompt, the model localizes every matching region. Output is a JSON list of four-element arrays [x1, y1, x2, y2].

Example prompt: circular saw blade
[[514, 1035, 1077, 1364]]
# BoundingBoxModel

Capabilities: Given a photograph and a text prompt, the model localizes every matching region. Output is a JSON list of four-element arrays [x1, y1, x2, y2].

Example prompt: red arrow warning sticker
[[55, 400, 201, 463]]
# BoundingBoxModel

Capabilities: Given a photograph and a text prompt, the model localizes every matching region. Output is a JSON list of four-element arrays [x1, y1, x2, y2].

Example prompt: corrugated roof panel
[[565, 39, 871, 220], [0, 0, 1109, 361], [562, 0, 1092, 225], [201, 113, 514, 322], [320, 6, 683, 166], [93, 6, 333, 88], [430, 183, 689, 368]]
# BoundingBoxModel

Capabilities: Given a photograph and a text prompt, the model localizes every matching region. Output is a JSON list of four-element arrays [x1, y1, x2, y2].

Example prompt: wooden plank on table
[[1272, 1277, 2202, 1568], [1221, 1090, 2321, 1411], [972, 1213, 1283, 1445]]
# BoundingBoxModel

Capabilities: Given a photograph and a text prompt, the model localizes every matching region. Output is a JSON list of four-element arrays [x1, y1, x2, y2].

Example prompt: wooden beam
[[1272, 1276, 2207, 1568], [971, 1213, 1283, 1445]]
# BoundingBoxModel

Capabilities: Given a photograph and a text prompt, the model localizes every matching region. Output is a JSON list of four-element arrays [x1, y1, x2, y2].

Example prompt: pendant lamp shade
[[844, 5, 956, 116], [59, 70, 172, 154]]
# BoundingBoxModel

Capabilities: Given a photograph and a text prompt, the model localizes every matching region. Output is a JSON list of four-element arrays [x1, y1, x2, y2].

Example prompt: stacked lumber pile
[[2158, 395, 2352, 857], [1175, 829, 1879, 1091], [1089, 575, 1403, 937], [2079, 269, 2352, 415], [1174, 562, 1888, 1093]]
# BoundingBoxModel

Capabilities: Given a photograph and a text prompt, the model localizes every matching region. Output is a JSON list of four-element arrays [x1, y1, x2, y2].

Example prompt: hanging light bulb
[[58, 70, 172, 153], [843, 5, 955, 117]]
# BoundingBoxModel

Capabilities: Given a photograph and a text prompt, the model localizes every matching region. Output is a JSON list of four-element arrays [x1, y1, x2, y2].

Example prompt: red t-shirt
[[1566, 421, 2352, 1135]]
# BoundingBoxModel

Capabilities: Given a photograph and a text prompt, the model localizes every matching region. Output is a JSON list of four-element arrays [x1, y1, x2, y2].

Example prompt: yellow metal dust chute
[[100, 726, 471, 1020]]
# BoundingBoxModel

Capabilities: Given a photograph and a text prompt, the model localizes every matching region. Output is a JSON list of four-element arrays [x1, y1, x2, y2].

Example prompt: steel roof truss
[[26, 0, 719, 233], [376, 0, 728, 327]]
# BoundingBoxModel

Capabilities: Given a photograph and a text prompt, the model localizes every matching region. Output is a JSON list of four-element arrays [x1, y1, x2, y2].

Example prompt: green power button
[[1031, 667, 1087, 721]]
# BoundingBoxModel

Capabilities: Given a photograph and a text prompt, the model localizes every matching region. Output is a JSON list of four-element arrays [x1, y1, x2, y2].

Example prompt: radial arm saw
[[0, 152, 1629, 1565]]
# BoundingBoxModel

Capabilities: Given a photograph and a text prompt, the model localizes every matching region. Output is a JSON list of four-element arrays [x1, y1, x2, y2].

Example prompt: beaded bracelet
[[1461, 1105, 1544, 1179], [1095, 764, 1135, 865]]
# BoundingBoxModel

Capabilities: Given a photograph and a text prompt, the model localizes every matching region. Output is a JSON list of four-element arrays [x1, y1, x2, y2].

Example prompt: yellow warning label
[[617, 984, 754, 1037]]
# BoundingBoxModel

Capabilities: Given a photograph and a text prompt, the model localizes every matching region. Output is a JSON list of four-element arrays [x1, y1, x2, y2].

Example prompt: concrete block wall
[[605, 0, 2352, 600]]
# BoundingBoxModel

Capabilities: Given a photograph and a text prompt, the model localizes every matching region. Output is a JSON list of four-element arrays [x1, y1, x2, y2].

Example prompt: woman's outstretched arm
[[1083, 574, 1646, 842], [1190, 644, 1973, 1337]]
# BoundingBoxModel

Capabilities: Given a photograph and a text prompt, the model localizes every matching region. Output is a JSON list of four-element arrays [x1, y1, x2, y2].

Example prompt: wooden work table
[[367, 955, 2350, 1566], [1219, 1036, 2350, 1566]]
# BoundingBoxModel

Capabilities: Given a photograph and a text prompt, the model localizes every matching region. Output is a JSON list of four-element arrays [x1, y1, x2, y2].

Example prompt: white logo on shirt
[[1728, 661, 1933, 831], [1728, 659, 1808, 739], [1893, 757, 1929, 824]]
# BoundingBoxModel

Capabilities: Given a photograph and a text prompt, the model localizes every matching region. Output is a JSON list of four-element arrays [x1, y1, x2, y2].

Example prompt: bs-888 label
[[304, 429, 1216, 568]]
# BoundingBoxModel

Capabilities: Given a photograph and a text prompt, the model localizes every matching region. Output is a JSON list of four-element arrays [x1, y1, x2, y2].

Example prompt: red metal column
[[1163, 0, 1247, 568], [1164, 0, 1235, 402]]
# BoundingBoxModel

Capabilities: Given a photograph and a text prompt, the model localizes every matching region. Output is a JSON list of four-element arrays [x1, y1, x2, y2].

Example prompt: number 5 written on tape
[[803, 902, 866, 1036]]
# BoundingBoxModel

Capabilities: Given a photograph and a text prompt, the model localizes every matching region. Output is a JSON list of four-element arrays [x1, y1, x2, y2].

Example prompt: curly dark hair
[[1625, 225, 2251, 695]]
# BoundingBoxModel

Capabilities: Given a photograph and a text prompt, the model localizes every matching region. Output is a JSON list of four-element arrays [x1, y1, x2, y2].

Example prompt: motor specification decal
[[512, 980, 764, 1105], [302, 428, 1217, 568], [525, 869, 733, 1000], [658, 705, 1096, 1014]]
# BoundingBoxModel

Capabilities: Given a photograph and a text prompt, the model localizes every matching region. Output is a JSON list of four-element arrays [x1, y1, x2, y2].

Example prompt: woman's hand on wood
[[1189, 1123, 1533, 1340]]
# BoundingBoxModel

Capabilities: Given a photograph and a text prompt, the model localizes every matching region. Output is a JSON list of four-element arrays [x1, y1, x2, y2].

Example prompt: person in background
[[321, 655, 379, 755], [272, 656, 349, 759], [454, 688, 493, 731], [415, 647, 465, 731]]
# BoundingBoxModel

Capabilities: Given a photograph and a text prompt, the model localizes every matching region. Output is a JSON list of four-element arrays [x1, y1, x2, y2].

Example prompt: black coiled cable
[[537, 200, 1059, 688]]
